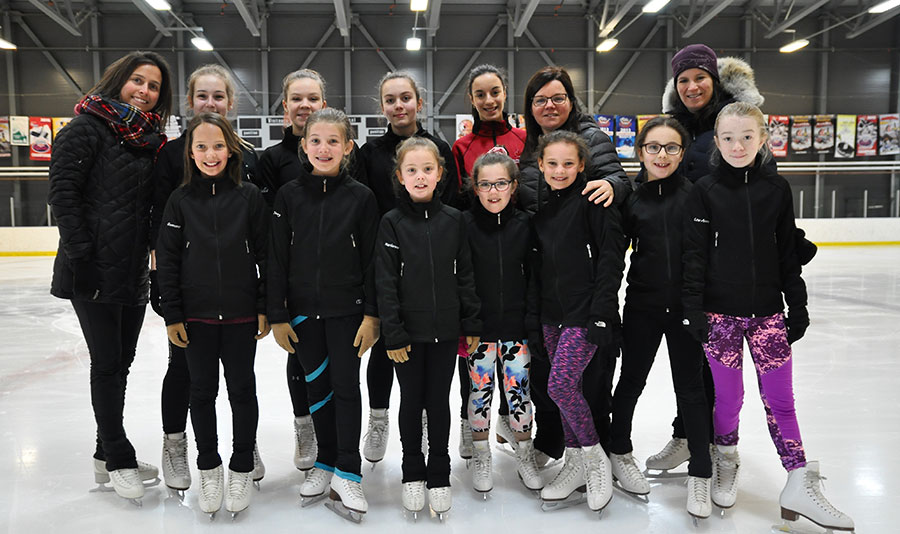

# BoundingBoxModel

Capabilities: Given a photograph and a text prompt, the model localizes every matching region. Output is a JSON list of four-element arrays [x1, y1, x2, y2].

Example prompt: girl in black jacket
[[156, 113, 269, 518], [268, 109, 380, 521], [682, 102, 853, 531], [463, 152, 542, 495], [608, 117, 712, 518], [49, 51, 172, 503], [375, 137, 480, 518]]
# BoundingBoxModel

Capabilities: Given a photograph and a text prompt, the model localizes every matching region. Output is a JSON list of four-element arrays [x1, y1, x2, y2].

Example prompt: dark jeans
[[71, 300, 145, 472], [366, 337, 394, 409], [610, 306, 712, 477], [294, 315, 363, 477], [457, 347, 509, 420], [394, 340, 457, 488], [288, 352, 311, 417], [530, 333, 616, 458], [161, 342, 190, 434], [184, 321, 259, 472]]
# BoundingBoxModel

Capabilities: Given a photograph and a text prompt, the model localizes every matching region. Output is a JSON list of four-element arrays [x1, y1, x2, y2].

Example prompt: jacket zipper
[[315, 192, 326, 319], [745, 169, 757, 316], [425, 208, 439, 342], [497, 230, 504, 325], [212, 186, 223, 320], [351, 233, 356, 248], [245, 239, 250, 254], [663, 201, 673, 306]]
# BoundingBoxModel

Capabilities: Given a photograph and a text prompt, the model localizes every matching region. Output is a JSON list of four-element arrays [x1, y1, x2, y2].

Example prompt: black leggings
[[366, 337, 394, 409], [160, 342, 190, 434], [287, 353, 311, 417], [293, 315, 363, 477], [71, 300, 145, 471], [394, 340, 457, 488], [610, 306, 711, 477], [184, 321, 259, 472]]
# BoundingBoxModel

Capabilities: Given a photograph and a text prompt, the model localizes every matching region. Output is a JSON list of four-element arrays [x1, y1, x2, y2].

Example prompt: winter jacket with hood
[[682, 155, 806, 318], [49, 113, 160, 305], [375, 190, 481, 350], [267, 164, 380, 324], [452, 116, 527, 180], [155, 173, 268, 326], [519, 114, 632, 215]]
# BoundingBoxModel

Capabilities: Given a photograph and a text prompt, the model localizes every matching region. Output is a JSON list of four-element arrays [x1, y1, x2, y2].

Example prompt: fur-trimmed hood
[[662, 56, 764, 113]]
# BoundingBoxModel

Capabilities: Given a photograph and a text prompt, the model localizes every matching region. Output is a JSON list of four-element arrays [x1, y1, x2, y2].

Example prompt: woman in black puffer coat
[[49, 51, 172, 502]]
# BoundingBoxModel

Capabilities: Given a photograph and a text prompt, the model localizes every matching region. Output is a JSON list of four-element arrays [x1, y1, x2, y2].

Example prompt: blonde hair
[[186, 64, 236, 113], [393, 137, 444, 193], [303, 108, 355, 170], [712, 101, 771, 166], [282, 69, 326, 102]]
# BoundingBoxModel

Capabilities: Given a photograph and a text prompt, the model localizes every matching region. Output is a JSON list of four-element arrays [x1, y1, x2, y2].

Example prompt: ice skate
[[402, 481, 426, 521], [225, 469, 253, 519], [711, 446, 740, 511], [687, 475, 712, 523], [161, 433, 190, 494], [252, 443, 265, 490], [198, 464, 224, 520], [428, 486, 451, 521], [775, 461, 854, 533], [108, 467, 145, 505], [515, 438, 544, 492], [326, 476, 367, 523], [363, 408, 389, 466], [610, 452, 650, 502], [471, 440, 493, 496], [644, 437, 690, 478], [293, 416, 317, 471], [299, 466, 333, 507], [540, 447, 587, 512], [94, 458, 160, 487], [583, 443, 613, 515], [495, 414, 517, 452], [421, 410, 429, 457], [459, 418, 474, 461]]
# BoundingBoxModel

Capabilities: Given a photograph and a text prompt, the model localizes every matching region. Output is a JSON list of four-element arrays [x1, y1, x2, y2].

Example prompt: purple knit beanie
[[671, 44, 719, 80]]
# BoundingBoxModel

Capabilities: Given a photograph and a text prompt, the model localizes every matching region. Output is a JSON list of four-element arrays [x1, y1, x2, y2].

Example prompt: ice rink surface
[[0, 247, 896, 533]]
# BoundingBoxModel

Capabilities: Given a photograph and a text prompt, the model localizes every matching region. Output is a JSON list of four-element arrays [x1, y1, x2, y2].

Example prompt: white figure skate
[[299, 466, 333, 507], [326, 476, 368, 523], [428, 486, 452, 521], [198, 464, 224, 520], [644, 437, 690, 479], [471, 440, 492, 497], [540, 447, 587, 512], [610, 452, 650, 502], [402, 481, 426, 521], [225, 469, 253, 519], [774, 461, 854, 533], [161, 434, 190, 496], [363, 408, 389, 466], [293, 416, 317, 471]]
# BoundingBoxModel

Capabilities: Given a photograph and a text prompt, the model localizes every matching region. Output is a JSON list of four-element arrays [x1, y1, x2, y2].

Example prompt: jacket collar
[[397, 187, 444, 219], [716, 153, 767, 184], [298, 162, 348, 194], [638, 172, 686, 196], [470, 196, 517, 230], [281, 127, 300, 153], [546, 173, 586, 205], [190, 174, 236, 195], [385, 123, 426, 146], [473, 116, 513, 137]]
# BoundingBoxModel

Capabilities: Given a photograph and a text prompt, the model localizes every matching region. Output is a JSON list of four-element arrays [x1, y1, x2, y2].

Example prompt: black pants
[[366, 337, 394, 409], [184, 321, 259, 472], [457, 347, 510, 420], [287, 352, 311, 417], [530, 335, 616, 459], [671, 353, 715, 445], [393, 340, 456, 488], [71, 300, 145, 471], [294, 315, 363, 477], [610, 306, 712, 477], [161, 342, 190, 434]]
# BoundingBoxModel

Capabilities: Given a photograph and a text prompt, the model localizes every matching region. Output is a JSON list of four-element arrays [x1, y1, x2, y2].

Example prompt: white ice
[[0, 248, 896, 532]]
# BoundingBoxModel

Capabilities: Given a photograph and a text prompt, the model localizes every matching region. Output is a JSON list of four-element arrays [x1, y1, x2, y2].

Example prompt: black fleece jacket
[[682, 155, 806, 317], [531, 174, 627, 330], [464, 200, 537, 341], [375, 191, 481, 350], [156, 176, 268, 325], [267, 164, 379, 324]]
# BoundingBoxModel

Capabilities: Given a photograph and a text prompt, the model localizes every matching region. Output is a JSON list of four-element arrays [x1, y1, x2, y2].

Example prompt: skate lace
[[474, 451, 491, 478], [618, 454, 644, 486], [111, 468, 141, 487], [307, 468, 329, 487], [714, 453, 739, 490], [364, 416, 388, 448], [342, 478, 366, 501], [297, 421, 317, 457], [166, 441, 189, 477], [201, 469, 222, 498], [653, 438, 685, 461], [805, 471, 844, 518], [689, 477, 709, 504], [229, 472, 252, 499], [517, 446, 540, 480], [584, 453, 608, 495], [552, 451, 581, 487]]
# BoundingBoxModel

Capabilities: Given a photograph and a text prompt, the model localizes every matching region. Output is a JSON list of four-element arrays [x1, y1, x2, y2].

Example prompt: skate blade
[[141, 477, 161, 489], [299, 492, 328, 508], [643, 468, 689, 480], [128, 497, 143, 507], [429, 507, 449, 522], [326, 499, 364, 523], [612, 481, 650, 503], [540, 492, 587, 512], [493, 442, 517, 458], [166, 487, 187, 501], [403, 508, 423, 522], [90, 483, 116, 494], [772, 519, 855, 534], [692, 516, 703, 527]]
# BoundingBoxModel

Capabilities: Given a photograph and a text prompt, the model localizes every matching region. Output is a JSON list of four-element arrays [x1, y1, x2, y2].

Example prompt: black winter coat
[[358, 124, 460, 215], [464, 201, 536, 341], [622, 173, 692, 311], [375, 191, 481, 350], [532, 174, 627, 329], [683, 156, 806, 317], [155, 176, 268, 325], [49, 113, 160, 305], [267, 165, 379, 324], [150, 134, 259, 247], [519, 114, 632, 215]]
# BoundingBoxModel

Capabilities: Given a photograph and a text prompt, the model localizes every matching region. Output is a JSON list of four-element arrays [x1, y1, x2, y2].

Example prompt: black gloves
[[785, 306, 809, 345], [149, 270, 163, 318], [682, 310, 709, 344], [71, 260, 100, 300], [527, 330, 546, 360], [587, 319, 614, 349], [795, 228, 818, 266]]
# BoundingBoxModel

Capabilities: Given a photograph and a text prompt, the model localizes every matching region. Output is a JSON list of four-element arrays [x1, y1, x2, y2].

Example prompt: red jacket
[[452, 119, 526, 183]]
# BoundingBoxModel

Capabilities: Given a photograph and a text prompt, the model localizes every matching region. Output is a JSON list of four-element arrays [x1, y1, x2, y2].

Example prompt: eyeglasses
[[532, 94, 569, 107], [475, 180, 512, 192], [641, 143, 683, 155]]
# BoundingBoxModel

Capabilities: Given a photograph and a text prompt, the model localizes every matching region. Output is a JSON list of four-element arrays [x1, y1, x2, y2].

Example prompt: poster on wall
[[813, 115, 835, 154], [594, 115, 614, 141], [790, 116, 812, 155], [637, 114, 658, 133], [768, 115, 790, 158], [878, 114, 899, 156], [29, 117, 53, 161], [834, 115, 856, 158], [10, 116, 29, 146], [163, 116, 183, 140], [237, 115, 290, 150], [52, 117, 73, 139], [507, 114, 525, 129], [856, 115, 878, 157], [456, 114, 474, 139], [615, 115, 636, 159], [0, 118, 11, 158]]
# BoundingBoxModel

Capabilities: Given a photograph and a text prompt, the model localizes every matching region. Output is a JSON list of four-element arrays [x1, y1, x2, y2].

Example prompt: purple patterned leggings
[[704, 312, 806, 471], [543, 325, 600, 448]]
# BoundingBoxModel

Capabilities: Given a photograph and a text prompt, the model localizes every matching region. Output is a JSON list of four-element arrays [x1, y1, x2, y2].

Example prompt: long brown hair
[[87, 51, 173, 121], [182, 112, 244, 186]]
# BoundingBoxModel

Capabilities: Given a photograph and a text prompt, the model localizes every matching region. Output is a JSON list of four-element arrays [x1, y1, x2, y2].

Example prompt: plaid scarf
[[75, 94, 166, 152]]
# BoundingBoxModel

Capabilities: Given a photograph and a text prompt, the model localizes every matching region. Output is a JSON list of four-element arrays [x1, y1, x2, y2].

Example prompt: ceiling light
[[191, 37, 214, 51], [779, 39, 809, 53], [0, 38, 16, 50], [410, 0, 428, 12], [406, 37, 422, 51], [869, 0, 900, 14], [642, 0, 671, 13], [596, 38, 618, 52], [145, 0, 172, 11]]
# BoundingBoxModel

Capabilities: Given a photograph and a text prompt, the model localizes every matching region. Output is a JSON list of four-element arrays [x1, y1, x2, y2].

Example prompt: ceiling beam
[[846, 7, 900, 39], [25, 0, 81, 36], [683, 0, 737, 38], [333, 0, 351, 38], [514, 0, 542, 37], [427, 0, 442, 37], [129, 0, 172, 37], [14, 15, 83, 97], [764, 0, 830, 38], [353, 17, 397, 72], [599, 0, 641, 38], [231, 0, 261, 37]]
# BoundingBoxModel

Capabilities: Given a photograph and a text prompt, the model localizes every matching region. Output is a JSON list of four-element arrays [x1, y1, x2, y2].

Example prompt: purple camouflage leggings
[[543, 325, 600, 448], [704, 312, 806, 471]]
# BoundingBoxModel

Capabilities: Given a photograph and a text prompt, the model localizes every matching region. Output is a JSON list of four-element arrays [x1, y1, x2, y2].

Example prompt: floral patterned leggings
[[466, 340, 533, 434]]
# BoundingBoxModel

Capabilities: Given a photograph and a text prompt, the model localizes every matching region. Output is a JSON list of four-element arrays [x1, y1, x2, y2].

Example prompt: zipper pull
[[425, 209, 429, 219], [323, 178, 327, 193], [453, 259, 457, 274], [245, 239, 250, 253], [186, 240, 190, 249], [290, 231, 294, 245], [351, 233, 356, 248], [658, 183, 662, 195], [586, 243, 592, 259], [212, 182, 216, 195], [497, 212, 501, 225], [744, 170, 748, 184], [715, 231, 719, 247], [400, 262, 404, 276]]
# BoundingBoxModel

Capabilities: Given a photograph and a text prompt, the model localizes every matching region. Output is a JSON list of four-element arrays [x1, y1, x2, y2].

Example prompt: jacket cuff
[[364, 302, 378, 318], [164, 311, 185, 326], [385, 331, 412, 351], [268, 308, 290, 325]]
